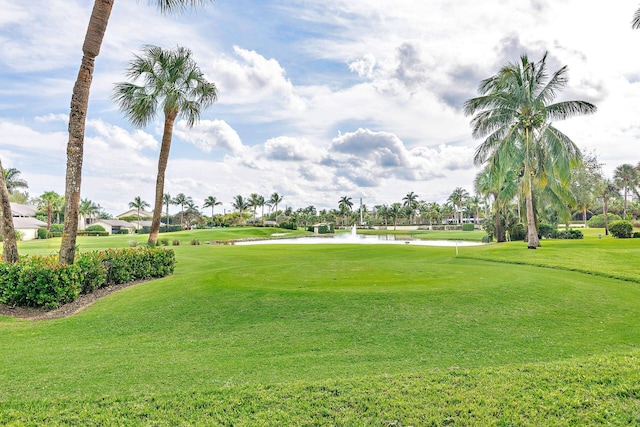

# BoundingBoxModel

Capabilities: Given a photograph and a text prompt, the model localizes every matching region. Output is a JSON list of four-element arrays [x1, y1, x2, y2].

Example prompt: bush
[[609, 220, 633, 238], [49, 232, 63, 238], [172, 239, 181, 246], [508, 223, 526, 241], [86, 224, 106, 232], [119, 229, 130, 235], [190, 239, 200, 245], [279, 221, 297, 230], [0, 248, 175, 308], [633, 232, 640, 238], [49, 224, 64, 233], [481, 234, 492, 243], [587, 213, 622, 228], [159, 239, 169, 246], [462, 224, 475, 231], [317, 223, 334, 234], [538, 223, 555, 239], [37, 228, 48, 239], [77, 230, 109, 237], [128, 241, 138, 247]]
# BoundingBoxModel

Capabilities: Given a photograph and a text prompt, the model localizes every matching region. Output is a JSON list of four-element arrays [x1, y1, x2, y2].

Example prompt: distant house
[[8, 203, 47, 241], [116, 209, 154, 220], [90, 219, 136, 235]]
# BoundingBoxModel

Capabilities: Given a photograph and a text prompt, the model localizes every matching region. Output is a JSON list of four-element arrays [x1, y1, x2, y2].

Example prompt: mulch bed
[[0, 280, 145, 321]]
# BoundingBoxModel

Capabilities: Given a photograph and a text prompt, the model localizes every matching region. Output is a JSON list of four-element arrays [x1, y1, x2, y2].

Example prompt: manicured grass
[[1, 228, 640, 424], [358, 228, 487, 241]]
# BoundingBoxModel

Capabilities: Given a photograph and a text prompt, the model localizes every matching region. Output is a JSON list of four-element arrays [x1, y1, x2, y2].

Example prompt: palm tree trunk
[[148, 112, 177, 246], [603, 197, 609, 236], [0, 159, 19, 263], [59, 0, 114, 265], [525, 183, 540, 249]]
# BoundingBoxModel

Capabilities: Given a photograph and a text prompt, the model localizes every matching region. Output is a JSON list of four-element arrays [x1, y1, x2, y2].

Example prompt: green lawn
[[1, 228, 640, 425]]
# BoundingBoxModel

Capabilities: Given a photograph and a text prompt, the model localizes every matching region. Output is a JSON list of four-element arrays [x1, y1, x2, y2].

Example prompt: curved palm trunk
[[148, 112, 177, 246], [603, 196, 609, 236], [0, 159, 19, 263], [525, 183, 540, 249], [60, 0, 114, 264]]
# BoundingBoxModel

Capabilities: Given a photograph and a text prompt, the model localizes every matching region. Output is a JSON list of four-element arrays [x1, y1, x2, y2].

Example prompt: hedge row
[[0, 247, 175, 309]]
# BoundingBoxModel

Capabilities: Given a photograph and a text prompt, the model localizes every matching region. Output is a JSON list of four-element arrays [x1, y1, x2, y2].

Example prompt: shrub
[[77, 230, 109, 237], [481, 234, 492, 243], [86, 224, 106, 232], [172, 239, 181, 246], [279, 221, 297, 230], [462, 224, 475, 231], [37, 228, 48, 239], [0, 248, 175, 308], [49, 232, 63, 238], [159, 239, 169, 246], [587, 213, 622, 228], [633, 232, 640, 238], [538, 223, 555, 239], [119, 229, 130, 235], [609, 220, 633, 238], [509, 223, 526, 241], [190, 239, 200, 245], [317, 223, 334, 234], [49, 224, 64, 233], [128, 241, 138, 247], [307, 226, 314, 232]]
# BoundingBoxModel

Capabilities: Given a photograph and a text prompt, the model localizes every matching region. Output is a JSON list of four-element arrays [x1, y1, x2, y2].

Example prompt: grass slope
[[1, 228, 639, 424]]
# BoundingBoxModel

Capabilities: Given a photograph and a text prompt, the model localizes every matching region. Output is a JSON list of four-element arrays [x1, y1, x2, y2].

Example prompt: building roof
[[116, 209, 154, 219], [12, 216, 47, 229], [96, 219, 136, 228], [9, 203, 38, 217]]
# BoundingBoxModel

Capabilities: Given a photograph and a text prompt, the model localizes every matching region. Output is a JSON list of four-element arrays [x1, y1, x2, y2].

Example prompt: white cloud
[[264, 136, 321, 161], [174, 119, 246, 154]]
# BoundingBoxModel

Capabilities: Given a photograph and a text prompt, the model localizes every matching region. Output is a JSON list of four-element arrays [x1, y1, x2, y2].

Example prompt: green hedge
[[462, 224, 475, 231], [609, 220, 633, 238], [0, 247, 175, 309], [77, 230, 109, 237]]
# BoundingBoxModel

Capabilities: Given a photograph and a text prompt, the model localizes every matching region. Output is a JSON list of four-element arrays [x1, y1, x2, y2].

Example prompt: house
[[90, 219, 136, 235], [8, 203, 47, 241], [116, 209, 154, 220]]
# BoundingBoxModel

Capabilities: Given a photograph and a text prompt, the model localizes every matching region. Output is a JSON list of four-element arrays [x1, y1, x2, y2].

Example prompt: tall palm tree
[[269, 193, 283, 221], [613, 164, 638, 219], [402, 191, 419, 224], [79, 198, 100, 228], [389, 202, 403, 230], [633, 7, 640, 29], [596, 177, 618, 236], [113, 45, 217, 246], [257, 195, 266, 225], [172, 193, 192, 229], [464, 52, 596, 248], [203, 196, 222, 226], [129, 196, 150, 230], [338, 196, 353, 226], [163, 193, 173, 231], [447, 187, 469, 224], [59, 0, 217, 265], [232, 195, 249, 223], [249, 193, 262, 223], [3, 168, 28, 194], [0, 158, 18, 263]]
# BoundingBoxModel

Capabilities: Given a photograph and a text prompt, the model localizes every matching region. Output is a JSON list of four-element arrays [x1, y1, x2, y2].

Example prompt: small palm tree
[[338, 196, 353, 226], [402, 191, 419, 224], [172, 193, 192, 229], [129, 196, 150, 230], [3, 168, 28, 194], [37, 191, 62, 230], [613, 164, 638, 219], [113, 45, 217, 246], [203, 196, 222, 226], [596, 177, 619, 235], [448, 187, 469, 224], [269, 193, 283, 221], [249, 193, 262, 223], [163, 193, 173, 232]]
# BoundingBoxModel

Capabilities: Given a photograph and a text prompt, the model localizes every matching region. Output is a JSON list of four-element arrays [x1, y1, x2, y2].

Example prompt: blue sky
[[1, 0, 640, 216]]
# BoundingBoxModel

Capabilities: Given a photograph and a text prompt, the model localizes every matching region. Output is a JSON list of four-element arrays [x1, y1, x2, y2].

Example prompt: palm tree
[[249, 193, 262, 223], [0, 158, 18, 263], [464, 53, 596, 248], [79, 198, 100, 228], [613, 164, 638, 219], [163, 193, 173, 231], [203, 196, 222, 226], [113, 45, 217, 246], [448, 187, 469, 224], [172, 193, 192, 229], [257, 195, 266, 225], [269, 193, 283, 221], [129, 196, 150, 230], [338, 196, 353, 226], [3, 168, 28, 194], [37, 191, 62, 230], [633, 7, 640, 29], [596, 177, 618, 236], [232, 195, 249, 223], [402, 191, 419, 224], [59, 0, 217, 265], [389, 203, 403, 230]]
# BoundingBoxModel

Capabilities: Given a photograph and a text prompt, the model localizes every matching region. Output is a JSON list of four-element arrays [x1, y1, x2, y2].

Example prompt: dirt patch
[[0, 280, 145, 321]]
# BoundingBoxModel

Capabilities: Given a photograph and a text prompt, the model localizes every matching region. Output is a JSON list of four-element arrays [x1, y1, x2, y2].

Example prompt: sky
[[1, 0, 640, 216]]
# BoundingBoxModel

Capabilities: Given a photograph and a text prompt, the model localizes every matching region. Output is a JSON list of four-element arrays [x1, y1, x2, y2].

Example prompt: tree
[[596, 177, 618, 235], [59, 0, 216, 264], [249, 193, 262, 223], [402, 191, 419, 224], [448, 187, 469, 224], [37, 191, 63, 230], [79, 198, 101, 228], [338, 196, 353, 226], [163, 193, 173, 231], [113, 45, 217, 246], [203, 196, 222, 226], [464, 53, 596, 248], [232, 195, 249, 215], [389, 202, 403, 230], [3, 168, 28, 194], [269, 193, 283, 221], [613, 164, 638, 219], [129, 196, 150, 230], [172, 193, 192, 229], [570, 152, 602, 226], [633, 7, 640, 29], [0, 158, 18, 263]]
